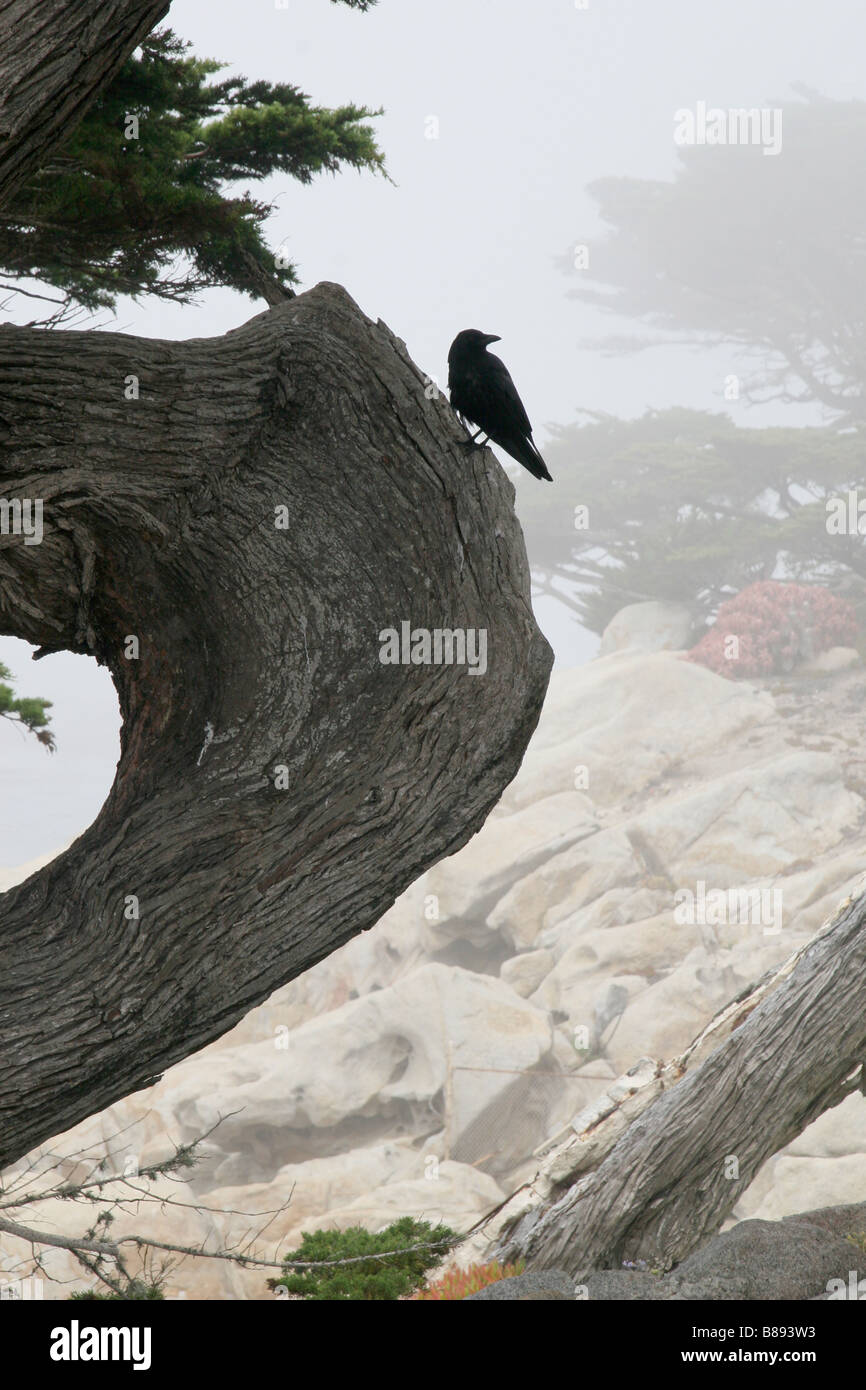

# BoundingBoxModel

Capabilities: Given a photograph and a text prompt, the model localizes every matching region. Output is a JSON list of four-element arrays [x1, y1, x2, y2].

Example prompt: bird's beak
[[483, 334, 501, 345]]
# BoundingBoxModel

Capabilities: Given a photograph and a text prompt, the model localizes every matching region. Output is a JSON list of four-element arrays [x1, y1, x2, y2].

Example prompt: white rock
[[9, 651, 866, 1300], [117, 964, 553, 1191], [599, 601, 695, 656], [626, 751, 862, 883], [291, 1161, 504, 1238], [734, 1154, 866, 1222], [500, 949, 555, 997], [422, 791, 597, 948], [0, 1174, 217, 1299], [785, 1092, 866, 1159], [799, 646, 860, 675], [488, 828, 641, 951], [501, 652, 774, 809]]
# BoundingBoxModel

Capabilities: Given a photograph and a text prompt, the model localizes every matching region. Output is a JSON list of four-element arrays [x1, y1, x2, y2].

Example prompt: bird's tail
[[515, 435, 553, 482]]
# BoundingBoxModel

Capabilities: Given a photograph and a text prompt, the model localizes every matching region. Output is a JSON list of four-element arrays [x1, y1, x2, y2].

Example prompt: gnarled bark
[[0, 283, 552, 1166], [0, 0, 171, 209], [460, 880, 866, 1278]]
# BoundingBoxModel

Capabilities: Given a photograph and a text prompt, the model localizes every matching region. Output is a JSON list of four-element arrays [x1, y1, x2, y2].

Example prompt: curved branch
[[0, 0, 171, 211], [0, 281, 552, 1167]]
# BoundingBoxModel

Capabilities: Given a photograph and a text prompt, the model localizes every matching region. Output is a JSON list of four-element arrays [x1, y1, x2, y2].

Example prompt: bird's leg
[[461, 427, 489, 451]]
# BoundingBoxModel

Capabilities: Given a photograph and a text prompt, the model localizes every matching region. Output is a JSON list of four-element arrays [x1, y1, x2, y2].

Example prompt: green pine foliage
[[269, 1217, 459, 1300], [0, 23, 388, 314], [0, 662, 54, 750], [70, 1282, 165, 1301]]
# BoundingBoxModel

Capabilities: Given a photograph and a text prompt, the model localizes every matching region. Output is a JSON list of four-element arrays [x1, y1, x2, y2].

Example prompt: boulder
[[735, 1153, 866, 1222], [500, 949, 555, 998], [422, 791, 597, 950], [465, 1268, 575, 1300], [8, 650, 866, 1300], [500, 652, 774, 810], [110, 963, 553, 1190], [800, 646, 860, 675], [599, 601, 695, 656]]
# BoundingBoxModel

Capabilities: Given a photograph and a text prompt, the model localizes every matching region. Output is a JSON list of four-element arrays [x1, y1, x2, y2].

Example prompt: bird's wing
[[448, 362, 483, 425], [481, 353, 534, 436], [447, 352, 468, 399], [449, 357, 533, 439]]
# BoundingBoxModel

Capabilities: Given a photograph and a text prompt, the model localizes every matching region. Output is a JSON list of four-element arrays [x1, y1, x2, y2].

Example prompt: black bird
[[447, 329, 553, 482]]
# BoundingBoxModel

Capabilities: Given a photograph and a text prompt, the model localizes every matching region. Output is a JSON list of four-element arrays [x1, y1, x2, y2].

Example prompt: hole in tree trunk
[[0, 637, 120, 879]]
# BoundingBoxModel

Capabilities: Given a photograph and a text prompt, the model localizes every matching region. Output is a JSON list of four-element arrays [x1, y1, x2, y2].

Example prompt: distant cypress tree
[[568, 93, 866, 422], [534, 95, 866, 635], [521, 408, 866, 636]]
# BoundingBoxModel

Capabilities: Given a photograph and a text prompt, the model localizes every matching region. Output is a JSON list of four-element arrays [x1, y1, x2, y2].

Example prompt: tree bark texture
[[0, 283, 553, 1167], [466, 882, 866, 1278], [0, 0, 171, 209]]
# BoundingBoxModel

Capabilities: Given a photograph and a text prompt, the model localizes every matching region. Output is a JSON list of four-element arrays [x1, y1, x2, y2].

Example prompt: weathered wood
[[0, 284, 552, 1166], [0, 0, 171, 209], [467, 881, 866, 1276]]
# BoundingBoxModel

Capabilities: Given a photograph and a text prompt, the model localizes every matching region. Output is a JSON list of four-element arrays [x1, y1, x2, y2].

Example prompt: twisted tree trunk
[[0, 0, 551, 1171], [0, 284, 552, 1166], [462, 882, 866, 1279]]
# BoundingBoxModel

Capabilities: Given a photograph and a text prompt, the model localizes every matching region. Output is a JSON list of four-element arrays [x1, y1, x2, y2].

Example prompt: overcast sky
[[2, 0, 865, 866]]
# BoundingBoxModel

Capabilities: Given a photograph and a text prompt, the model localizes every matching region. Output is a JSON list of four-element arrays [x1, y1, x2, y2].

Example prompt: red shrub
[[410, 1259, 525, 1300], [686, 581, 857, 680]]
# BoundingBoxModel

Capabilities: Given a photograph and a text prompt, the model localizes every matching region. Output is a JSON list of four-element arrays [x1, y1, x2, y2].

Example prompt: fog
[[2, 0, 864, 862]]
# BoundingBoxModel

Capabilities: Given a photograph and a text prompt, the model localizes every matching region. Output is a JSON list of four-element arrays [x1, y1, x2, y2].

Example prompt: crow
[[447, 329, 552, 482]]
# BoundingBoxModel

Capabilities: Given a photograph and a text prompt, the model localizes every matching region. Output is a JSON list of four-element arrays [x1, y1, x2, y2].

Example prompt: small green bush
[[70, 1281, 165, 1300], [269, 1216, 459, 1300]]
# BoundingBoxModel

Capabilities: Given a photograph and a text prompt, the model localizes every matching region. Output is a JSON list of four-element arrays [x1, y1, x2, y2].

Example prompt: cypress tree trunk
[[0, 0, 170, 208], [0, 282, 552, 1167], [468, 887, 866, 1277], [0, 0, 551, 1170]]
